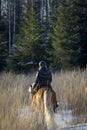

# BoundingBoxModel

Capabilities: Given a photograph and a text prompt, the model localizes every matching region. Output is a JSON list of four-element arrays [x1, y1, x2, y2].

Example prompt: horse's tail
[[43, 89, 57, 130]]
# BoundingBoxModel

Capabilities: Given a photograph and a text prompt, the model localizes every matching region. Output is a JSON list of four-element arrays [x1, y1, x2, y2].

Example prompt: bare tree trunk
[[45, 0, 49, 39], [41, 0, 44, 23], [0, 0, 1, 23], [8, 0, 11, 55], [13, 0, 16, 45], [46, 0, 48, 22]]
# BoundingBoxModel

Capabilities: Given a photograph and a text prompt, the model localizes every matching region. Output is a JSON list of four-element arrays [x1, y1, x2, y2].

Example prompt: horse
[[28, 84, 58, 130]]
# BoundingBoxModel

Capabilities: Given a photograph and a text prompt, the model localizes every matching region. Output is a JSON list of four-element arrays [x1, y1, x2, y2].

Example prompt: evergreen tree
[[51, 2, 80, 69], [9, 5, 42, 72], [74, 0, 87, 68], [0, 22, 7, 71]]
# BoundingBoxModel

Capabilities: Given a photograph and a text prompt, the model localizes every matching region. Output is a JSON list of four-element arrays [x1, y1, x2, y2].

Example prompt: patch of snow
[[20, 105, 30, 118], [55, 110, 73, 128], [61, 123, 87, 130], [20, 103, 87, 130]]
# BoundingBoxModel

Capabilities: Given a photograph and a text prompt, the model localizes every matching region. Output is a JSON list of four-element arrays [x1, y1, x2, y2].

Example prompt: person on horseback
[[32, 61, 52, 93], [29, 61, 58, 111]]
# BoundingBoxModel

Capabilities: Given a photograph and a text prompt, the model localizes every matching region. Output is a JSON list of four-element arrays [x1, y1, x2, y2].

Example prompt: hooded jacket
[[34, 66, 52, 88]]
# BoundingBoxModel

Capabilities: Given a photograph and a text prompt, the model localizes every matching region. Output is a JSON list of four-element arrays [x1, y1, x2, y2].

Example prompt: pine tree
[[74, 0, 87, 68], [0, 23, 7, 71], [51, 2, 80, 69], [9, 5, 42, 72]]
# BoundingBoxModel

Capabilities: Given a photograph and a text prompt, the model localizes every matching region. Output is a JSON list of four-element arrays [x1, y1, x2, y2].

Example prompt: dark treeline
[[0, 0, 87, 72]]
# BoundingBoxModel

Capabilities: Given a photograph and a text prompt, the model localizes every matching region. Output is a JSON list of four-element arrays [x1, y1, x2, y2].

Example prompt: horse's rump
[[30, 87, 57, 129], [30, 87, 57, 112], [31, 87, 47, 111]]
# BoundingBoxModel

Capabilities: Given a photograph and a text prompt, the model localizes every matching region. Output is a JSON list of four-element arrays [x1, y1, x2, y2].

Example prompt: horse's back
[[31, 87, 47, 110], [31, 87, 57, 112], [36, 87, 47, 96]]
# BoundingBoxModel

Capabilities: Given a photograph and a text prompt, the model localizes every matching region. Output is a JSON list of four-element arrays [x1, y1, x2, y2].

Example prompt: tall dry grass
[[0, 70, 87, 129], [53, 69, 87, 123], [0, 72, 45, 130]]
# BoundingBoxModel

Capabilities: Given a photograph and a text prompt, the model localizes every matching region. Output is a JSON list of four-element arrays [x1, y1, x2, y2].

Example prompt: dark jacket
[[34, 67, 52, 89]]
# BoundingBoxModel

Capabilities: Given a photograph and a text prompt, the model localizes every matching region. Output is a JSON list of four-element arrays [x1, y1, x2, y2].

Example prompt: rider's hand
[[29, 86, 32, 92]]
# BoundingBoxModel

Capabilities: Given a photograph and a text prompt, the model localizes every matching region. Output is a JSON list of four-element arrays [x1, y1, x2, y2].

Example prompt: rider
[[29, 61, 58, 111], [32, 61, 52, 92]]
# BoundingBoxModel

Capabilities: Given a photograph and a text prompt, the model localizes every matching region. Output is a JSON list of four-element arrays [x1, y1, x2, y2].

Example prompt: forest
[[0, 0, 87, 72]]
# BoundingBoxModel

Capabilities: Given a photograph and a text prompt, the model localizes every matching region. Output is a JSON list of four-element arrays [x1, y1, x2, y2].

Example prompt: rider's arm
[[33, 72, 39, 89]]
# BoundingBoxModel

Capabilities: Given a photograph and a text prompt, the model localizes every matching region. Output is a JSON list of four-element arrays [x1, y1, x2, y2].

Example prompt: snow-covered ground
[[55, 110, 73, 128], [20, 102, 87, 130], [55, 109, 87, 130], [61, 123, 87, 130]]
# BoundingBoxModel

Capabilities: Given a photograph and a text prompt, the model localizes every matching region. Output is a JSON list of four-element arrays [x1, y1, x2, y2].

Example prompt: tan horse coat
[[29, 87, 57, 129]]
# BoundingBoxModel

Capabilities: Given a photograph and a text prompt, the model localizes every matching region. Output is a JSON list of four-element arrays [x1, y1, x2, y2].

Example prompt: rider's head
[[39, 61, 46, 68]]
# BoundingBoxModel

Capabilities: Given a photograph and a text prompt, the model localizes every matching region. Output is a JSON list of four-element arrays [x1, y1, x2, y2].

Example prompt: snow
[[61, 123, 87, 130], [20, 103, 87, 130], [55, 110, 73, 128]]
